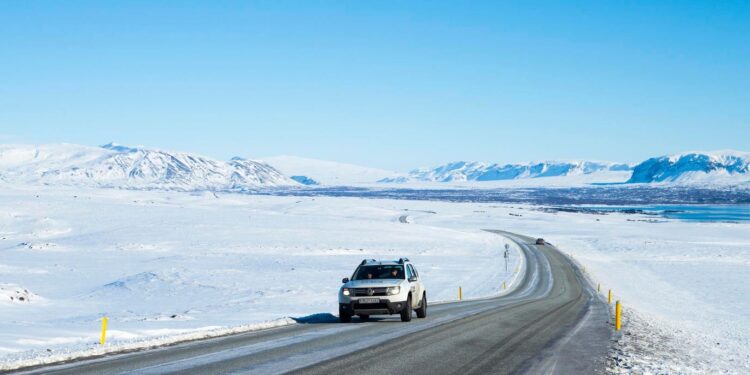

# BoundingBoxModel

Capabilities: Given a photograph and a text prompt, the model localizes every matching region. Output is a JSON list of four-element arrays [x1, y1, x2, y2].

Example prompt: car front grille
[[354, 302, 389, 310], [354, 287, 388, 296]]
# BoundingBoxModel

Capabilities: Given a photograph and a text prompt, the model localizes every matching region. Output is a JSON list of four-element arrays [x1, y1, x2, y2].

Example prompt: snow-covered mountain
[[628, 151, 750, 185], [261, 155, 400, 186], [385, 160, 632, 183], [0, 143, 297, 190], [4, 144, 749, 189]]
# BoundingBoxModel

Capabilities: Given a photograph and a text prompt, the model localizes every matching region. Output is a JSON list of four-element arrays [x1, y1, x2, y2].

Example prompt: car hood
[[345, 279, 403, 288]]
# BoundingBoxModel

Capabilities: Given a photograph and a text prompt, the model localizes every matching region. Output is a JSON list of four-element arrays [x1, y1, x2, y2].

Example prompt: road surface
[[12, 231, 611, 375]]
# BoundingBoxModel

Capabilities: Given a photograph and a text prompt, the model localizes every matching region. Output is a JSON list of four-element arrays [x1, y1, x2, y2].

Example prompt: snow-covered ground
[[0, 184, 521, 369], [1, 184, 748, 373], [424, 204, 750, 374]]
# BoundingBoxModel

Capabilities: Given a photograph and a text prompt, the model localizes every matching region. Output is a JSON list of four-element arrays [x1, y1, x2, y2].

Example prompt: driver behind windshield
[[353, 265, 404, 280]]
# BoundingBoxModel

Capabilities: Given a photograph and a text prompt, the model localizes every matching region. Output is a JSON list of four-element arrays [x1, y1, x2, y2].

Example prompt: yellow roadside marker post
[[502, 281, 507, 290], [608, 289, 612, 305], [100, 316, 108, 345], [615, 301, 622, 331], [459, 286, 462, 301]]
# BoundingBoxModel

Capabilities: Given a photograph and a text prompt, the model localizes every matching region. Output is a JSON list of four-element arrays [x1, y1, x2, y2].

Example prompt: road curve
[[12, 231, 610, 375]]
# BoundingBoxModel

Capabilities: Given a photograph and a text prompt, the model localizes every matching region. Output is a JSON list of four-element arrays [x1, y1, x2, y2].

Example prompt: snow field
[[2, 183, 748, 373], [0, 185, 521, 369], [415, 204, 750, 374]]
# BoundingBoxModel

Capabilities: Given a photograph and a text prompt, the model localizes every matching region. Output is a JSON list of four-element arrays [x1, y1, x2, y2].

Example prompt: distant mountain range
[[380, 161, 632, 183], [0, 143, 748, 190], [379, 151, 750, 187], [0, 143, 296, 191]]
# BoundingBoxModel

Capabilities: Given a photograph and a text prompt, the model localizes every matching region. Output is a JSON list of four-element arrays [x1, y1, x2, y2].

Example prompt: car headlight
[[342, 288, 351, 296], [387, 286, 400, 295]]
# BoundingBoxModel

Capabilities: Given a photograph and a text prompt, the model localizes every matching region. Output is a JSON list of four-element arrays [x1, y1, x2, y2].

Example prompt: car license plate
[[358, 298, 379, 304]]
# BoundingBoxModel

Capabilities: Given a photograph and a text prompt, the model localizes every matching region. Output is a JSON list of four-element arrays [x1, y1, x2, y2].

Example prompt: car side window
[[407, 264, 417, 280], [411, 265, 419, 278], [406, 265, 414, 280]]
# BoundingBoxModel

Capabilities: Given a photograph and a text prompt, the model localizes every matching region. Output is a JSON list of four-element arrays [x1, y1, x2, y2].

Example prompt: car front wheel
[[400, 296, 413, 322], [339, 306, 352, 323]]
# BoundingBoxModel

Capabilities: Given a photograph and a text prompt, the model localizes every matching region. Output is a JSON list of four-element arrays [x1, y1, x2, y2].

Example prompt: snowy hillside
[[628, 151, 750, 185], [261, 155, 401, 186], [0, 143, 297, 190], [385, 160, 631, 183]]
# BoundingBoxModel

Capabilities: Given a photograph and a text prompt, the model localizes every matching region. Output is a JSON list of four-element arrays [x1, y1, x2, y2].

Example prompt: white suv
[[338, 258, 427, 322]]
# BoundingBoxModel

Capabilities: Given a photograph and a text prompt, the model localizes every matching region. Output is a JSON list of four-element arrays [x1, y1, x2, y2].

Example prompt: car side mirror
[[342, 278, 349, 284], [409, 277, 417, 282]]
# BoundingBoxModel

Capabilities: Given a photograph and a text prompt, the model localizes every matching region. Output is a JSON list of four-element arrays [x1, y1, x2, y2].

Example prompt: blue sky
[[1, 1, 748, 171]]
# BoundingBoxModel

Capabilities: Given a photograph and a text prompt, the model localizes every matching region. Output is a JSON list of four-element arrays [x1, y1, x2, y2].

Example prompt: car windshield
[[352, 265, 405, 280]]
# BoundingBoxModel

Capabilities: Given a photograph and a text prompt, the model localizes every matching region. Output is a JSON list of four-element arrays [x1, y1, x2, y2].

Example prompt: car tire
[[339, 306, 352, 323], [416, 293, 427, 318], [359, 314, 370, 321], [400, 296, 413, 322]]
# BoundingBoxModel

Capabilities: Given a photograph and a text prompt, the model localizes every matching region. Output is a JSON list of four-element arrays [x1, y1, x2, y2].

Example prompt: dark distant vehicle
[[535, 238, 546, 245]]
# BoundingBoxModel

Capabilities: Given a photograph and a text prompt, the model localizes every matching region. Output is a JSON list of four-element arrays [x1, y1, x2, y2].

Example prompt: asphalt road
[[13, 231, 611, 375]]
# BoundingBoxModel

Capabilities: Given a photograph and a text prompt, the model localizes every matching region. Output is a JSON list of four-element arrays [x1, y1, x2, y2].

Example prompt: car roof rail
[[398, 257, 410, 264], [360, 259, 377, 265]]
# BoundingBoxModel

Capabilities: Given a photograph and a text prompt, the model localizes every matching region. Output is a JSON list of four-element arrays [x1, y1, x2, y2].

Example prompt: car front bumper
[[340, 299, 408, 315]]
